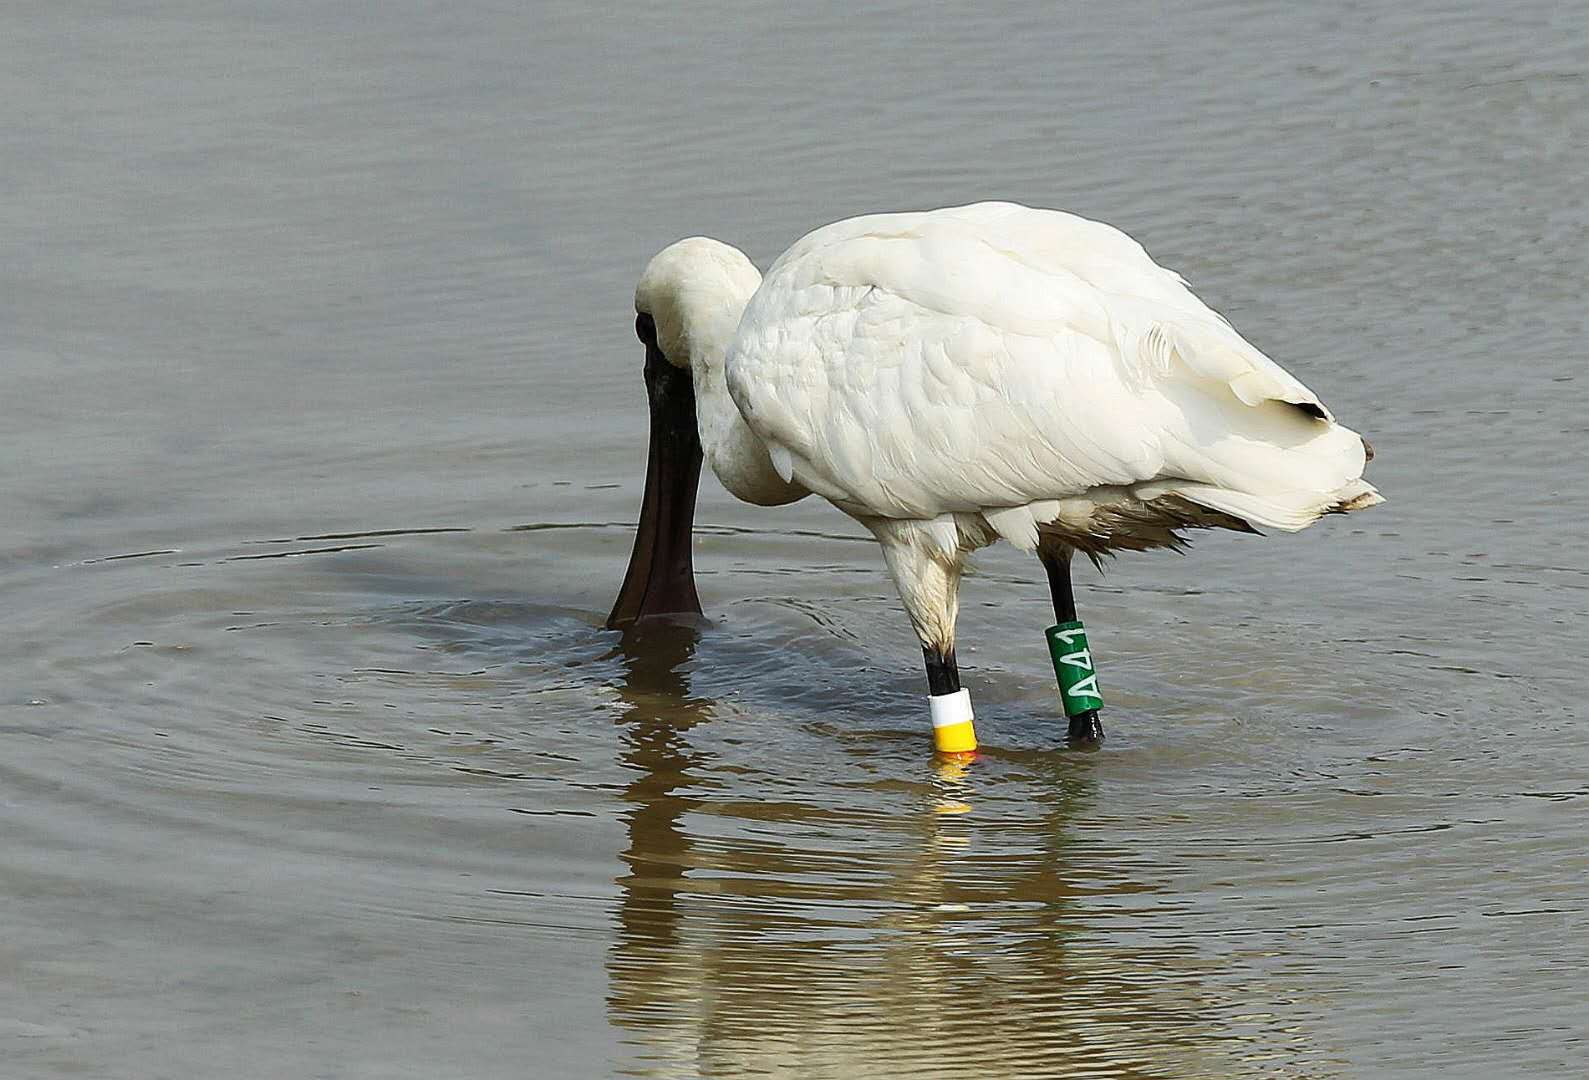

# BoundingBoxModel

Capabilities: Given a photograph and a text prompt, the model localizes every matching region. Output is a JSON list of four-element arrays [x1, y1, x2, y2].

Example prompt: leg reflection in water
[[602, 621, 1319, 1079]]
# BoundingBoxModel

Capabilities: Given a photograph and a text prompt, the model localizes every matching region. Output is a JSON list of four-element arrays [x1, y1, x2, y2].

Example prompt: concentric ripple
[[6, 520, 1583, 1078]]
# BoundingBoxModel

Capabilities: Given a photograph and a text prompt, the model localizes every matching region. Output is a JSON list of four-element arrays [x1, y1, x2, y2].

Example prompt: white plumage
[[631, 201, 1381, 693]]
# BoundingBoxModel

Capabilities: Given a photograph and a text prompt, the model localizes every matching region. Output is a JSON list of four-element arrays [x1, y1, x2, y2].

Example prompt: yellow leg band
[[933, 719, 978, 754], [929, 689, 978, 753]]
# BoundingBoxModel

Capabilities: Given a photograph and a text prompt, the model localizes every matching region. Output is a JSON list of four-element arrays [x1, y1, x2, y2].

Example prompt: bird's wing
[[726, 203, 1367, 529]]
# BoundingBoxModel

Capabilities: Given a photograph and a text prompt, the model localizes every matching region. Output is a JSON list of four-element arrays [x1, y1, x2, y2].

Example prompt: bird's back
[[726, 202, 1379, 546]]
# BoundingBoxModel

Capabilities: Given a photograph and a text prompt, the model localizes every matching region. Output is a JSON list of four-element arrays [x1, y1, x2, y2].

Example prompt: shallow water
[[3, 2, 1586, 1077]]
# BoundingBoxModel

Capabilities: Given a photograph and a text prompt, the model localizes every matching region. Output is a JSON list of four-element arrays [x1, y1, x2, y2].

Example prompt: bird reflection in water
[[603, 622, 1320, 1079], [606, 617, 711, 1052]]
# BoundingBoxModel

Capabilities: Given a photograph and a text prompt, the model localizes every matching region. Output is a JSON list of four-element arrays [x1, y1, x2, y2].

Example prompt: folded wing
[[726, 202, 1379, 535]]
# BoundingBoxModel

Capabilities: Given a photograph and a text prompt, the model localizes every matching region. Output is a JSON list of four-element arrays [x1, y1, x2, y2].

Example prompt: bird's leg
[[1039, 548, 1105, 744], [922, 644, 961, 697], [919, 640, 976, 755], [870, 524, 977, 754]]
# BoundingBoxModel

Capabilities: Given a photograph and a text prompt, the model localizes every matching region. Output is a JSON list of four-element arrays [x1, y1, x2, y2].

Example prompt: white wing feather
[[726, 202, 1375, 534]]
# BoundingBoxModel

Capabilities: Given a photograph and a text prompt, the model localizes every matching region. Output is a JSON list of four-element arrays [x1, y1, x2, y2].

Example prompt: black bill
[[606, 316, 704, 628]]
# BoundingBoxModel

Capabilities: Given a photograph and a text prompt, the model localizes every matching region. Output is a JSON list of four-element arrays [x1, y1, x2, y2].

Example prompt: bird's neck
[[690, 341, 807, 508], [656, 259, 807, 507]]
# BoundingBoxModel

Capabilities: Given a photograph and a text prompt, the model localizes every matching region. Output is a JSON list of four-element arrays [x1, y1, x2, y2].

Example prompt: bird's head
[[607, 238, 759, 629], [634, 237, 761, 377]]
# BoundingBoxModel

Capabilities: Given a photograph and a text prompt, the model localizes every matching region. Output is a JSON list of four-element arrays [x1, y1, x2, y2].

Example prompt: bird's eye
[[635, 313, 657, 345]]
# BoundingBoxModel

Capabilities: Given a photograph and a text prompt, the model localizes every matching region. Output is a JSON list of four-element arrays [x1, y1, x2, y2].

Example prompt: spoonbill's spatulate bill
[[608, 202, 1382, 752]]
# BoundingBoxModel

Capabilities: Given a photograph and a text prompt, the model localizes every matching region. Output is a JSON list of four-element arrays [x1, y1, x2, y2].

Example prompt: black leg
[[922, 646, 961, 697], [1039, 550, 1104, 745]]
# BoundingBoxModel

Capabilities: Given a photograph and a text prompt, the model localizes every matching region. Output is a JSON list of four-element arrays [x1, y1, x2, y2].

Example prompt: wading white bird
[[608, 202, 1381, 752]]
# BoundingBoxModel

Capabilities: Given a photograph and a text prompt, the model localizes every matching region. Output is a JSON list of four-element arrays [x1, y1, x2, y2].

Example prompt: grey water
[[3, 2, 1586, 1077]]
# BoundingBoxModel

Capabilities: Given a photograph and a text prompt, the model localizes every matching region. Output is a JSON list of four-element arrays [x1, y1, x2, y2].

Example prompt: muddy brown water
[[3, 3, 1586, 1077]]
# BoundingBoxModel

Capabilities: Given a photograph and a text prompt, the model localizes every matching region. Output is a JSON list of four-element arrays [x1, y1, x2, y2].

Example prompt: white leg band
[[929, 689, 974, 728]]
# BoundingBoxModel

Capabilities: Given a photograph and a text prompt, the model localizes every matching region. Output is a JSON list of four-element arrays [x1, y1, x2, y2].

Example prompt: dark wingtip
[[1361, 436, 1376, 462]]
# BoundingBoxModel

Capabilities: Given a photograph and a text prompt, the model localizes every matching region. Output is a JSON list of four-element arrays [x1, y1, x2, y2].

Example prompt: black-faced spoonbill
[[608, 202, 1382, 753]]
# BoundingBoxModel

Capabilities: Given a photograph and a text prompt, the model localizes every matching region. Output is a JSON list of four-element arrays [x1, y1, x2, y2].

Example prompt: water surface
[[3, 3, 1585, 1077]]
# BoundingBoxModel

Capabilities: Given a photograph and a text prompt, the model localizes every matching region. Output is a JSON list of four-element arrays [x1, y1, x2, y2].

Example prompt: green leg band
[[1047, 621, 1103, 717]]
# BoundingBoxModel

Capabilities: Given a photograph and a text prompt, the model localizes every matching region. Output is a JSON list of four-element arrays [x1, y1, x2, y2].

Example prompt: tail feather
[[1093, 264, 1381, 537], [1158, 477, 1383, 532]]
